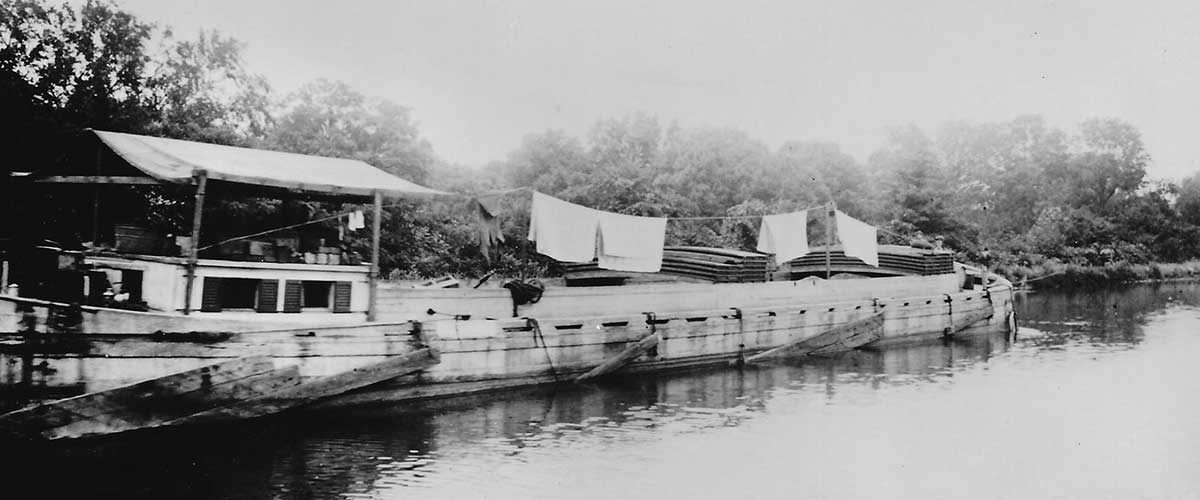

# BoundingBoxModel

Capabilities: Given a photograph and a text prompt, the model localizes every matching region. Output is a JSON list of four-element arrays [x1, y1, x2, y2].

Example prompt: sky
[[113, 0, 1200, 180]]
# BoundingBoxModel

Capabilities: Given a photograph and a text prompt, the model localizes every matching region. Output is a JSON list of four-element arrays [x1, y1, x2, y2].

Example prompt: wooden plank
[[33, 175, 163, 185], [746, 312, 885, 363], [0, 355, 275, 439], [174, 348, 440, 423], [576, 331, 660, 381], [41, 366, 302, 440], [948, 306, 994, 335]]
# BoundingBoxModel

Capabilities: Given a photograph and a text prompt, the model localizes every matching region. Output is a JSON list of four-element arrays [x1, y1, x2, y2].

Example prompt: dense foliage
[[6, 0, 1200, 281]]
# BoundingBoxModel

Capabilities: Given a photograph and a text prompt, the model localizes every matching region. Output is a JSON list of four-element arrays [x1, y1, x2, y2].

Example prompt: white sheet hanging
[[347, 210, 365, 231], [527, 192, 600, 263], [835, 210, 879, 267], [756, 210, 809, 264], [597, 212, 667, 272]]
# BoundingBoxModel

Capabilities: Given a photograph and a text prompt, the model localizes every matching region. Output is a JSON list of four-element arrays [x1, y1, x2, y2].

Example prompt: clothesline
[[197, 202, 408, 252], [668, 203, 828, 221], [201, 187, 914, 252], [475, 188, 836, 223]]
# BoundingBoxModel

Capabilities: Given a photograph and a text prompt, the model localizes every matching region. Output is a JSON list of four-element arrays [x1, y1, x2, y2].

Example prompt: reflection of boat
[[0, 130, 1016, 440], [0, 329, 1013, 500]]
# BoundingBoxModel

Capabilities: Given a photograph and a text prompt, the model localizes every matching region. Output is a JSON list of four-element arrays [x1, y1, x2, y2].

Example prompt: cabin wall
[[417, 285, 1010, 384], [375, 274, 962, 322], [87, 255, 370, 316], [87, 256, 185, 312], [189, 261, 370, 317], [0, 284, 1013, 403]]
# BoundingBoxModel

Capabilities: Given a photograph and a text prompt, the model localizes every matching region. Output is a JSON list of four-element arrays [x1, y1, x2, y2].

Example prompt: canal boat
[[0, 130, 1016, 440]]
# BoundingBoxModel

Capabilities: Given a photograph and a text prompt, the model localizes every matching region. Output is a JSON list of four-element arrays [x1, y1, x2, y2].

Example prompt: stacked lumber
[[662, 246, 769, 283], [787, 245, 954, 279], [561, 246, 770, 285]]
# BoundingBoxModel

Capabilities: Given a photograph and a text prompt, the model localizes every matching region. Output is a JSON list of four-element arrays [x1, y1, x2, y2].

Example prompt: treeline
[[7, 0, 1200, 282], [490, 114, 1200, 274]]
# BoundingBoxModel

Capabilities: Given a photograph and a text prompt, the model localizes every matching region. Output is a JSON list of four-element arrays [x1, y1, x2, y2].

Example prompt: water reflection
[[5, 282, 1200, 500]]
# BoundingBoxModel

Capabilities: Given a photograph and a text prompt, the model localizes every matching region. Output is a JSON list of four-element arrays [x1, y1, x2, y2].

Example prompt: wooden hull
[[0, 274, 1015, 439]]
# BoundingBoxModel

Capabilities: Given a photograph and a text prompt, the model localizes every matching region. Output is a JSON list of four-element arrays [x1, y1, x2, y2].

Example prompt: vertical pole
[[368, 190, 382, 322], [91, 146, 102, 247], [182, 171, 207, 315], [825, 201, 835, 279]]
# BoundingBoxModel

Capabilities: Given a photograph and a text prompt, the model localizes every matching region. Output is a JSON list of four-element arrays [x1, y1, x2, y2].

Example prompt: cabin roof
[[89, 130, 449, 199]]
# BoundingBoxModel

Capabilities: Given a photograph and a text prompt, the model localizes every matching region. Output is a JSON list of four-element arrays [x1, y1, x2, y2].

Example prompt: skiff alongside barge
[[0, 131, 1015, 440]]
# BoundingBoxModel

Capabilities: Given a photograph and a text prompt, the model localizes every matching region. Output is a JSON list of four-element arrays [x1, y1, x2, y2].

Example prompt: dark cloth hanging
[[473, 193, 506, 264]]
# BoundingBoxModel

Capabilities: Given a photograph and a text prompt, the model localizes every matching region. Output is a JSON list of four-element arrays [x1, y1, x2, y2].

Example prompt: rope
[[528, 318, 559, 382], [194, 189, 872, 252], [1017, 270, 1063, 284], [197, 199, 414, 251], [661, 201, 831, 222], [475, 186, 532, 197], [198, 210, 354, 251]]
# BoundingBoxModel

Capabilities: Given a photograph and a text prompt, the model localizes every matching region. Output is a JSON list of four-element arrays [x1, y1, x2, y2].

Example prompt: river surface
[[6, 282, 1200, 500]]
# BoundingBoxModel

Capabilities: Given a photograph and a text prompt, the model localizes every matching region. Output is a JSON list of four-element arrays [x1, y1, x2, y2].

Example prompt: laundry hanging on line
[[472, 194, 506, 264], [755, 210, 809, 264], [527, 191, 667, 272], [597, 211, 667, 273], [835, 210, 879, 267], [346, 210, 366, 231], [527, 191, 601, 263]]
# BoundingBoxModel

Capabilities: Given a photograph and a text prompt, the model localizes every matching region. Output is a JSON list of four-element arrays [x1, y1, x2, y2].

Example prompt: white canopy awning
[[92, 130, 450, 198]]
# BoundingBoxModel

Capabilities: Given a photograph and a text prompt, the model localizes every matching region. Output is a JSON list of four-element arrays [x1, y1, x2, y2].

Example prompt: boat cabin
[[2, 129, 447, 322], [85, 253, 370, 319]]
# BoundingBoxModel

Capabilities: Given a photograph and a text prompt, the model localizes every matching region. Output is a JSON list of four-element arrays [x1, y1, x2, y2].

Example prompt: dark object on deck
[[745, 312, 885, 363], [503, 279, 545, 316]]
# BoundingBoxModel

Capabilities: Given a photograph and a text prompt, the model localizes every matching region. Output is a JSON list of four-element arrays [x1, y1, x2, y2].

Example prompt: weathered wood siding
[[375, 274, 961, 321]]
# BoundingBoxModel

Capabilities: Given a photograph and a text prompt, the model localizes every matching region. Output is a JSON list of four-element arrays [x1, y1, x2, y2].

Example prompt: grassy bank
[[997, 260, 1200, 289]]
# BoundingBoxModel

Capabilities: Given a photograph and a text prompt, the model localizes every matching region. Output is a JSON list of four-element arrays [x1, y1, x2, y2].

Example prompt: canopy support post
[[182, 171, 208, 315], [91, 146, 102, 247], [825, 201, 835, 279], [368, 190, 382, 322]]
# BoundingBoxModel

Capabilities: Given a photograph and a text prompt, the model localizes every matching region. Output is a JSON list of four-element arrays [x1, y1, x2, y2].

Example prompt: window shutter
[[256, 280, 279, 313], [332, 281, 352, 313], [200, 277, 222, 312], [282, 280, 303, 313]]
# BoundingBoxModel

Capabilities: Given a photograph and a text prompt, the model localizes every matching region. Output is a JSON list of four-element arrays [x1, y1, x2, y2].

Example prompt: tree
[[1, 0, 155, 165], [269, 79, 436, 184], [869, 125, 974, 249], [771, 140, 867, 214], [1059, 118, 1148, 213], [1111, 183, 1200, 262], [653, 125, 771, 216], [934, 116, 1070, 238], [1176, 173, 1200, 227], [500, 130, 588, 196], [143, 29, 272, 145]]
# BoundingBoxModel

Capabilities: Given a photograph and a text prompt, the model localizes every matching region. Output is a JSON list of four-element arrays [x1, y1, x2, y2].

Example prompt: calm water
[[6, 283, 1200, 500]]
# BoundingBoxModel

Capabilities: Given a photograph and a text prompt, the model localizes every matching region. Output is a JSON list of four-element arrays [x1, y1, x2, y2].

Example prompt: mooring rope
[[1016, 270, 1064, 285], [527, 318, 560, 383]]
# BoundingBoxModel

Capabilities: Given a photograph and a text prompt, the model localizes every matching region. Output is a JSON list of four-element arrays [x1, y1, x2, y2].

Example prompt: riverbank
[[998, 260, 1200, 289]]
